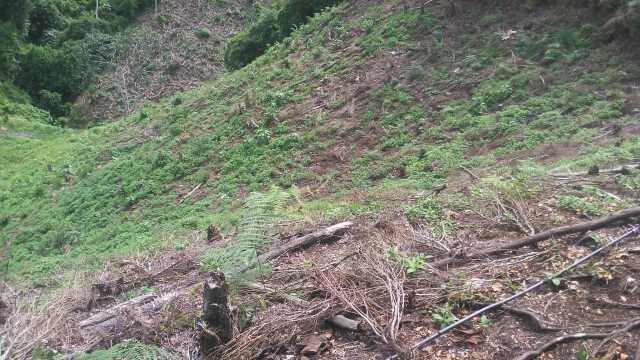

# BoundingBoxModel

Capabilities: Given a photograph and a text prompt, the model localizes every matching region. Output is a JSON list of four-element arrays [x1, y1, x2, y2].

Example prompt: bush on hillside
[[224, 0, 343, 70], [111, 0, 154, 19], [17, 42, 91, 113], [0, 0, 32, 31], [600, 0, 640, 37], [0, 81, 31, 104], [62, 15, 113, 40], [224, 9, 279, 70], [37, 89, 69, 116], [0, 22, 19, 80], [277, 0, 341, 37], [28, 0, 63, 43]]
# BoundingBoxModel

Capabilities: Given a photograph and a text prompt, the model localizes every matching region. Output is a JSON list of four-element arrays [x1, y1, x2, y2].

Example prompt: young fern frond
[[76, 340, 179, 360], [200, 186, 297, 276]]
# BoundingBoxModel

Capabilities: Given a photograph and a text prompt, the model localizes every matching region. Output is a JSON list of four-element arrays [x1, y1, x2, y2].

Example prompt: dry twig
[[433, 206, 640, 267], [314, 239, 407, 353], [0, 285, 74, 360], [386, 226, 640, 359], [516, 318, 640, 360]]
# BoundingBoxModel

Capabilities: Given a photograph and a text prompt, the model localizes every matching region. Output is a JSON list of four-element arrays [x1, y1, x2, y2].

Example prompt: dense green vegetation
[[224, 0, 342, 70], [2, 0, 640, 287], [0, 0, 153, 121]]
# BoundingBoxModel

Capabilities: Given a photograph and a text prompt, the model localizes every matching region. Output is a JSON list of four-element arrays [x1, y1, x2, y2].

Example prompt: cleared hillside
[[76, 0, 256, 121], [1, 0, 640, 358]]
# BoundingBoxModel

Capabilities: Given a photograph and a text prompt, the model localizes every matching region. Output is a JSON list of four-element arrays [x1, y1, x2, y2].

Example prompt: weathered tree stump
[[200, 271, 233, 355], [0, 298, 8, 325], [206, 225, 222, 243]]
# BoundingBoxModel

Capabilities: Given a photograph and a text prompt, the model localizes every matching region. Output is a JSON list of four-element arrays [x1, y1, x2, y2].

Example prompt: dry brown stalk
[[314, 239, 407, 354], [0, 285, 76, 360]]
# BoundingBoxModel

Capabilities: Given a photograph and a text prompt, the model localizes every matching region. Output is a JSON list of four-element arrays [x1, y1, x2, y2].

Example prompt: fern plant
[[75, 340, 179, 360], [200, 186, 296, 276]]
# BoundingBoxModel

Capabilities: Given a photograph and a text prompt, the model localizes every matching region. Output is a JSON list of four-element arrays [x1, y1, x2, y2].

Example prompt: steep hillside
[[76, 0, 256, 121], [2, 0, 640, 358]]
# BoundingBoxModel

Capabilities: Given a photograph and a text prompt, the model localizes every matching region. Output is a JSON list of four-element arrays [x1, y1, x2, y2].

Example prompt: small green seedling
[[404, 254, 427, 274], [480, 314, 491, 327], [547, 273, 562, 287], [432, 303, 458, 329], [576, 344, 589, 360]]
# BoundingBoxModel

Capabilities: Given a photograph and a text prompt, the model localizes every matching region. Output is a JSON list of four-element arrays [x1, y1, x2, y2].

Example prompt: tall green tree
[[0, 0, 32, 31], [0, 22, 20, 79]]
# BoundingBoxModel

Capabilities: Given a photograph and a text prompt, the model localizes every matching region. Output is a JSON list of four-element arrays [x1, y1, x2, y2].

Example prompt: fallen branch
[[477, 304, 562, 332], [588, 296, 640, 310], [433, 206, 640, 267], [237, 222, 353, 274], [178, 183, 202, 204], [79, 294, 155, 329], [386, 226, 640, 360], [515, 318, 640, 360], [460, 166, 480, 180]]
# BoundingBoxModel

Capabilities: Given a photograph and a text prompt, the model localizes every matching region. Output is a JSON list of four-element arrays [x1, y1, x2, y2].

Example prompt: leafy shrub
[[432, 303, 458, 329], [76, 340, 179, 360], [277, 0, 341, 37], [0, 22, 19, 80], [224, 8, 280, 70], [0, 80, 31, 104], [600, 0, 640, 38], [0, 0, 32, 31], [28, 0, 63, 43], [200, 187, 295, 275], [558, 195, 603, 217], [196, 27, 210, 39], [62, 16, 113, 41], [224, 0, 343, 70], [17, 42, 92, 114], [111, 0, 154, 19], [37, 89, 68, 116]]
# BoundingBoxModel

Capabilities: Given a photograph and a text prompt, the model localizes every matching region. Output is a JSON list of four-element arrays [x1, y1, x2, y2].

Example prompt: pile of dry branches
[[0, 283, 80, 360]]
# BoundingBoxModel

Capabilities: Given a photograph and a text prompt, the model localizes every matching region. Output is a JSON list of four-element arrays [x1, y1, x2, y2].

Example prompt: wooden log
[[432, 206, 640, 267], [79, 294, 155, 329], [200, 271, 233, 354]]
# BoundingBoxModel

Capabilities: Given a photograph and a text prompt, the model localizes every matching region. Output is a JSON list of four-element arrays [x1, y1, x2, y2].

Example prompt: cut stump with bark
[[201, 271, 233, 355], [207, 224, 223, 243]]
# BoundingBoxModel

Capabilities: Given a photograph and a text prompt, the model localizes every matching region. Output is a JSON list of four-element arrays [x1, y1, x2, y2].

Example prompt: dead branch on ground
[[588, 296, 640, 310], [0, 285, 75, 360], [477, 303, 563, 332], [314, 239, 407, 354], [236, 221, 353, 274], [515, 318, 640, 360], [386, 226, 640, 360], [433, 206, 640, 267], [550, 163, 639, 178]]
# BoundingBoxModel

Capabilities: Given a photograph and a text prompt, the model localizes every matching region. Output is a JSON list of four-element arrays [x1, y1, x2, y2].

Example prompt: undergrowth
[[2, 0, 640, 286], [75, 340, 179, 360]]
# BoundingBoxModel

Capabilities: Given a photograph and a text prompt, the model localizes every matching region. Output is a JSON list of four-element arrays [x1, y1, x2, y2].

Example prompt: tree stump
[[0, 298, 8, 325], [200, 271, 233, 355], [206, 225, 222, 243]]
